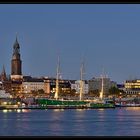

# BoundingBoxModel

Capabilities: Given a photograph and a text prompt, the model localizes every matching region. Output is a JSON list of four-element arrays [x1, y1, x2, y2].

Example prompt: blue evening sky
[[0, 4, 140, 84]]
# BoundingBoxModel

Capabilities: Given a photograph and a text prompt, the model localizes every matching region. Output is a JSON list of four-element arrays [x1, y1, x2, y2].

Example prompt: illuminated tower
[[11, 36, 23, 81]]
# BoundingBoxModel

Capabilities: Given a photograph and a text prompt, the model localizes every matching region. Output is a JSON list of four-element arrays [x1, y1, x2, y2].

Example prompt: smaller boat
[[88, 99, 115, 108], [115, 103, 140, 107]]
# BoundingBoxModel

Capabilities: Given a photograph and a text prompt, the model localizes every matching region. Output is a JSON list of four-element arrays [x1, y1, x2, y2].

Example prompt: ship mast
[[54, 56, 60, 100], [79, 62, 84, 101], [99, 68, 105, 100], [99, 75, 104, 100]]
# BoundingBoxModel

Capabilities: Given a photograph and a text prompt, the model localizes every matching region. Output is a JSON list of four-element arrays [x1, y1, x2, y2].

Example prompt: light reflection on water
[[0, 107, 140, 136]]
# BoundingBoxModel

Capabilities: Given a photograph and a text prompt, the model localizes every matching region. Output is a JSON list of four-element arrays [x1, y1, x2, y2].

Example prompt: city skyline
[[1, 4, 140, 83]]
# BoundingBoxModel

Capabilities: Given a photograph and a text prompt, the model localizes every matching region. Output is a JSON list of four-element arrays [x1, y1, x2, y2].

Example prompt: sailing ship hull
[[37, 98, 88, 107], [89, 103, 115, 108], [36, 98, 115, 109]]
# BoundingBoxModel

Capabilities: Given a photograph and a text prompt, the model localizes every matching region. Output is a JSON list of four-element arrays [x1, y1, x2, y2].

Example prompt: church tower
[[11, 36, 23, 81], [0, 65, 7, 82]]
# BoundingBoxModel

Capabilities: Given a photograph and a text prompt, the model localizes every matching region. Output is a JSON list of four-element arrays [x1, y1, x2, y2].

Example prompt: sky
[[0, 4, 140, 84]]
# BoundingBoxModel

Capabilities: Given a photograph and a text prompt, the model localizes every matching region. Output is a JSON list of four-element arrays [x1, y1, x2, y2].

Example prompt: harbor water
[[0, 107, 140, 136]]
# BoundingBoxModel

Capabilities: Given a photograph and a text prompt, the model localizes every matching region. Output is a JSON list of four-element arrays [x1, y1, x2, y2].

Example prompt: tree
[[70, 89, 76, 96], [109, 86, 120, 97], [88, 89, 99, 97], [38, 89, 45, 94]]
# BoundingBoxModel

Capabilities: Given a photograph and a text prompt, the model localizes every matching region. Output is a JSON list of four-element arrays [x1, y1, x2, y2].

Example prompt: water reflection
[[126, 107, 140, 111], [76, 109, 86, 111], [0, 109, 140, 136], [53, 109, 64, 112], [3, 109, 8, 113]]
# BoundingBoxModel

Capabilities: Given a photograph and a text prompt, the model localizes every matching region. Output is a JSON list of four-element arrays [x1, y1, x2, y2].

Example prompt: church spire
[[16, 32, 18, 41], [15, 32, 19, 45], [13, 34, 20, 55], [2, 65, 6, 74], [11, 35, 22, 79], [0, 64, 7, 81]]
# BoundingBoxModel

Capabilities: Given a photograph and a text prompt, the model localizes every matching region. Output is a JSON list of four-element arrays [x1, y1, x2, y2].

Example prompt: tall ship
[[37, 58, 115, 109]]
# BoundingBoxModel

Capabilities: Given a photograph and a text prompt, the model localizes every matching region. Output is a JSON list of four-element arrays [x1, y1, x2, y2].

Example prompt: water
[[0, 107, 140, 136]]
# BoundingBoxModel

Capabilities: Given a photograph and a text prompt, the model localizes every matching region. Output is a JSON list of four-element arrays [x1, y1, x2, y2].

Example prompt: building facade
[[22, 76, 45, 94], [44, 78, 71, 95], [71, 80, 89, 95], [88, 77, 117, 97], [124, 79, 140, 95]]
